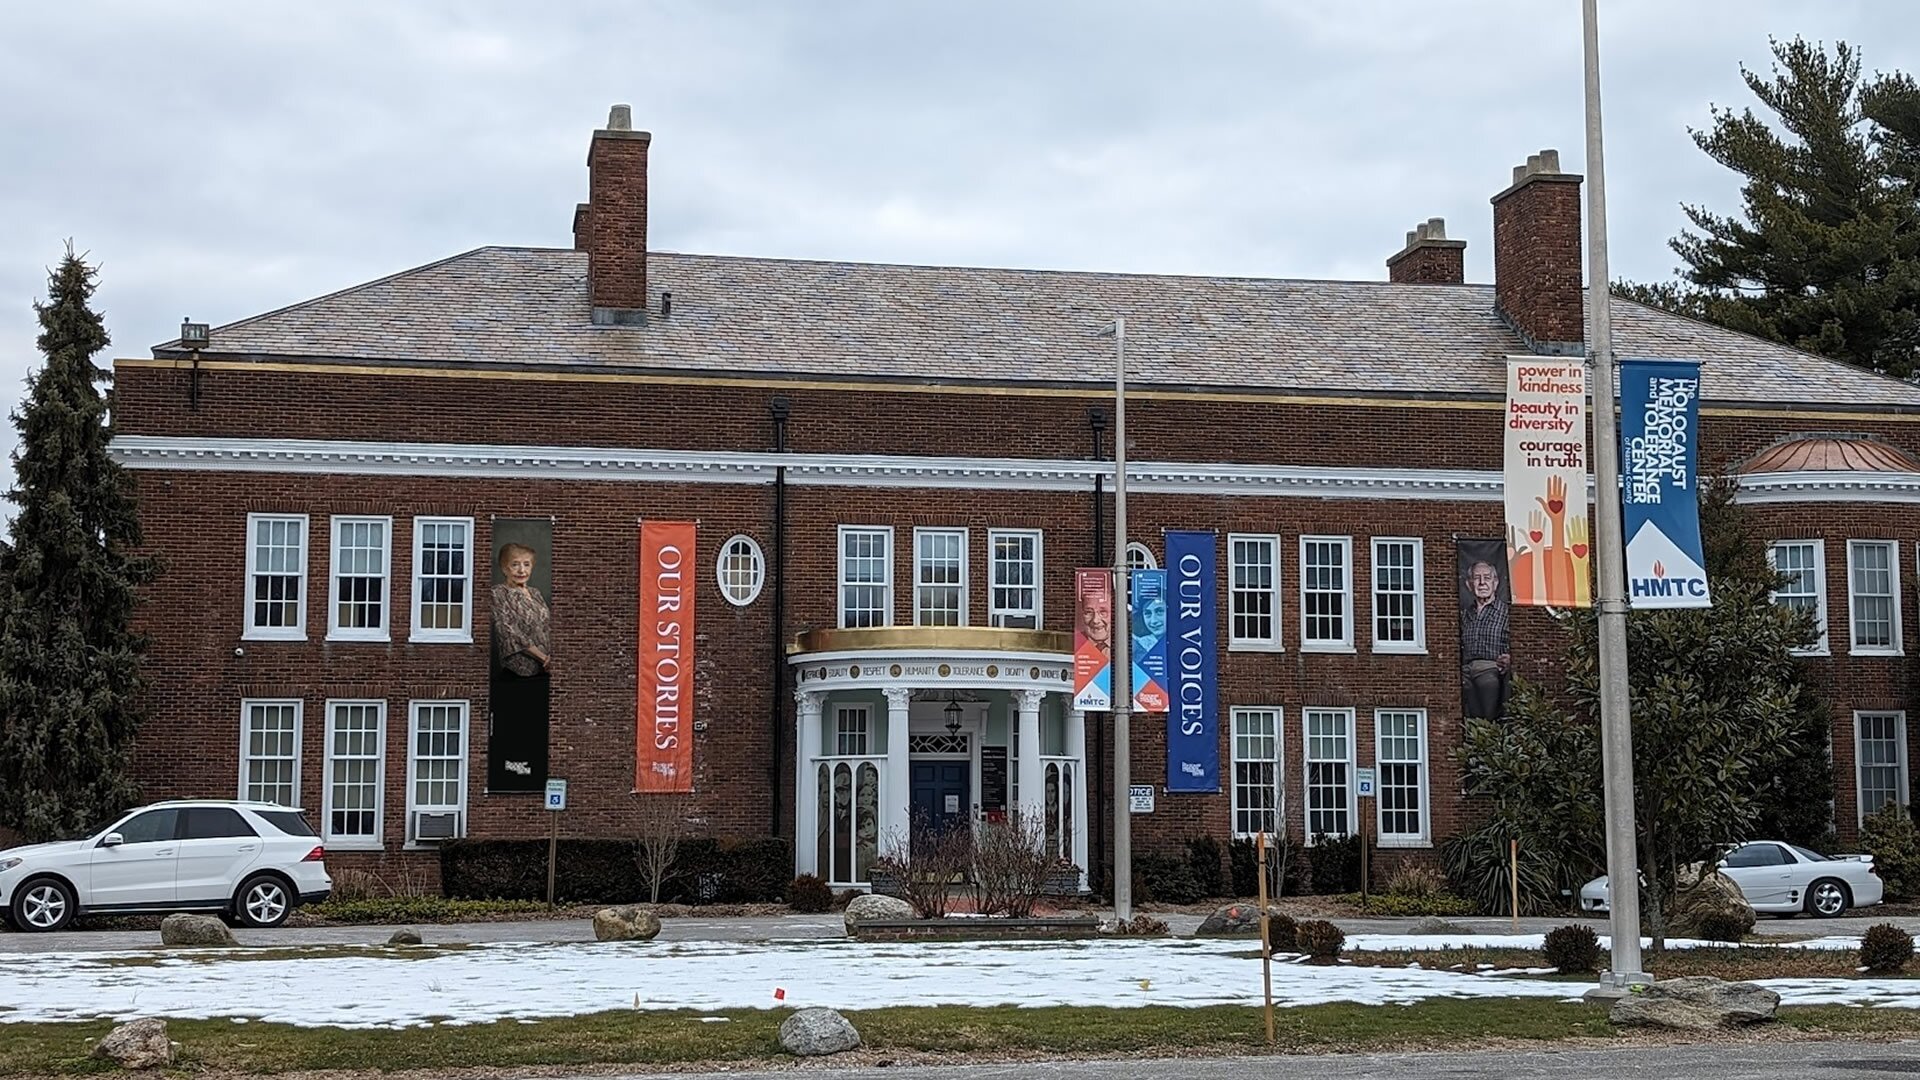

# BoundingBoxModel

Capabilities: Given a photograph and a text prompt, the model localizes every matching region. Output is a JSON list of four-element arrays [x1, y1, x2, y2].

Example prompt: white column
[[1016, 688, 1045, 828], [882, 687, 914, 856], [1068, 706, 1089, 887], [794, 690, 824, 876]]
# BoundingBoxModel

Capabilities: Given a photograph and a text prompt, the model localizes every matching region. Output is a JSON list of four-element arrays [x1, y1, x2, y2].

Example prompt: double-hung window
[[1303, 708, 1355, 838], [836, 705, 872, 755], [1228, 535, 1282, 650], [328, 516, 392, 641], [914, 528, 967, 627], [1300, 536, 1354, 651], [1371, 538, 1425, 653], [1856, 711, 1909, 822], [1848, 540, 1902, 655], [838, 526, 893, 628], [407, 700, 467, 843], [244, 514, 308, 639], [1769, 540, 1828, 655], [239, 699, 302, 807], [323, 700, 386, 847], [1375, 709, 1429, 845], [1231, 707, 1282, 836], [989, 529, 1042, 629], [411, 517, 473, 642]]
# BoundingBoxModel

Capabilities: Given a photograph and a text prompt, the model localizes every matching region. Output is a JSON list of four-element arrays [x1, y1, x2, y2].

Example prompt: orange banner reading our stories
[[638, 521, 696, 792]]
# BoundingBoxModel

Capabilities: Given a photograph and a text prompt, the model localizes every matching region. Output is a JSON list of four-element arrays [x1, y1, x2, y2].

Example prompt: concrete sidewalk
[[1, 909, 1907, 953]]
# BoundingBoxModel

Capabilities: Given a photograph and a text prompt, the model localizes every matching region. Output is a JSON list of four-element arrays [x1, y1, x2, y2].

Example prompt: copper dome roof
[[1737, 435, 1920, 475]]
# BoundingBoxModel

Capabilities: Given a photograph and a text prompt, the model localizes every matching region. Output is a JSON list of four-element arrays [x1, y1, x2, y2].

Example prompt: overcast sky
[[2, 1, 1917, 461]]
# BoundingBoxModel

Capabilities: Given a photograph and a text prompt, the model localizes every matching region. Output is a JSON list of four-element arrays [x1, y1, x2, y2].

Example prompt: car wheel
[[1806, 878, 1851, 918], [234, 874, 293, 928], [12, 877, 76, 932]]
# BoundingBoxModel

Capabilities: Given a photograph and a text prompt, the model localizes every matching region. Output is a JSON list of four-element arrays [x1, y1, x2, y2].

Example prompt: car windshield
[[1789, 844, 1829, 862], [255, 810, 316, 837]]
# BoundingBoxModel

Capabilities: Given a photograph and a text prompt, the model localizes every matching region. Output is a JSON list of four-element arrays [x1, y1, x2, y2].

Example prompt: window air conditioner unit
[[413, 811, 460, 842]]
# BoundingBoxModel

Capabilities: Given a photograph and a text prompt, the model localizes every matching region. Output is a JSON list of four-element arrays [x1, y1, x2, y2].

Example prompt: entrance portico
[[789, 627, 1090, 890]]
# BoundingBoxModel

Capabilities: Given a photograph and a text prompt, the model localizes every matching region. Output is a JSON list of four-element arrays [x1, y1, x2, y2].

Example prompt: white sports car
[[1580, 841, 1883, 918]]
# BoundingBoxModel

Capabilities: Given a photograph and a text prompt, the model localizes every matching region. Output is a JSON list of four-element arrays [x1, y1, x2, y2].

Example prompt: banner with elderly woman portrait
[[488, 518, 553, 792]]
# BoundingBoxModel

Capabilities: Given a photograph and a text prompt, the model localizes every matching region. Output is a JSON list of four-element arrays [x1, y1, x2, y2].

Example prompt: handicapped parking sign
[[1356, 768, 1376, 798], [545, 779, 567, 811]]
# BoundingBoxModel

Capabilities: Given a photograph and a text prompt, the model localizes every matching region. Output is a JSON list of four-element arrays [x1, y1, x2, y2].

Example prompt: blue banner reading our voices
[[1164, 531, 1219, 793], [1621, 358, 1711, 609]]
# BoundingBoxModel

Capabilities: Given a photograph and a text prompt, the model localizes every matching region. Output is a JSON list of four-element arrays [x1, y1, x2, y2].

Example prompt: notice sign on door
[[944, 794, 961, 814], [1129, 785, 1155, 813]]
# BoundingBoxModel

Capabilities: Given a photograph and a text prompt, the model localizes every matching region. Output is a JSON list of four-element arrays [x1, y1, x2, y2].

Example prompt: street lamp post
[[1581, 0, 1647, 989], [1098, 317, 1132, 922]]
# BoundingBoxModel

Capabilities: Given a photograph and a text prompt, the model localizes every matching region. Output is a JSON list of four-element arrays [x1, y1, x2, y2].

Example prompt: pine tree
[[1618, 37, 1920, 380], [1457, 481, 1828, 949], [0, 247, 159, 842]]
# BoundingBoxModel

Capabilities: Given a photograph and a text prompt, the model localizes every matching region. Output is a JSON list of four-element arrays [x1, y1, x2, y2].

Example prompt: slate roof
[[150, 246, 1920, 410]]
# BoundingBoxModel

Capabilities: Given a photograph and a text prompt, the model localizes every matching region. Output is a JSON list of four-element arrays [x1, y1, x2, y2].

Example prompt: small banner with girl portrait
[[488, 518, 553, 792], [1130, 568, 1169, 714], [1072, 568, 1114, 711], [638, 520, 697, 792], [1503, 357, 1592, 608]]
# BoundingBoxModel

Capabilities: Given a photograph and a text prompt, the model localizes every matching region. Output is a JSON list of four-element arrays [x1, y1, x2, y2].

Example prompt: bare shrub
[[880, 810, 973, 919], [632, 796, 691, 904], [972, 812, 1053, 918]]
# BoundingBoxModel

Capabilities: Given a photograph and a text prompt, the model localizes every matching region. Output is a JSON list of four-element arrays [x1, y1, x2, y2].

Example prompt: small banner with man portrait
[[1621, 358, 1711, 609], [638, 520, 696, 792], [1073, 568, 1114, 711], [1130, 568, 1170, 714], [1503, 357, 1592, 608], [1456, 538, 1513, 722]]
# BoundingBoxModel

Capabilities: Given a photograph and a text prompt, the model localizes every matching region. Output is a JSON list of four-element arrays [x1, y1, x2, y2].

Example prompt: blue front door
[[910, 761, 970, 846]]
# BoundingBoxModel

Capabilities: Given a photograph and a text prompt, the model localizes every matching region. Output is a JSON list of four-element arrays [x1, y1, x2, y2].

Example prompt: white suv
[[0, 800, 333, 932]]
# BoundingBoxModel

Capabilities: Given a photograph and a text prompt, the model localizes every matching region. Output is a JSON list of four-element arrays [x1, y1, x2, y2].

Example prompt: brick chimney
[[1386, 217, 1466, 284], [585, 104, 651, 325], [1490, 149, 1584, 355]]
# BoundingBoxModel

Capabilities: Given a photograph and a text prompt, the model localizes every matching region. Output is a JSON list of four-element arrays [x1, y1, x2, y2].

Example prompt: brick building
[[110, 109, 1920, 890]]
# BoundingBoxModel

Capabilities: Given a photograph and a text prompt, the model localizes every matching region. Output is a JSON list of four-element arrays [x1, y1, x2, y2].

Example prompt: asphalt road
[[593, 1042, 1920, 1079], [3, 911, 1915, 952]]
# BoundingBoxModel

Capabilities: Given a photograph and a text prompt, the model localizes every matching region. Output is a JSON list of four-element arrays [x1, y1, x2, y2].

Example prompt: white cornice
[[107, 435, 1917, 504]]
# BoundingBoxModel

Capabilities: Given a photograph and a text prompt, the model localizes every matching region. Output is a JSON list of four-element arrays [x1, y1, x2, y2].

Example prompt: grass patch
[[1343, 944, 1905, 981]]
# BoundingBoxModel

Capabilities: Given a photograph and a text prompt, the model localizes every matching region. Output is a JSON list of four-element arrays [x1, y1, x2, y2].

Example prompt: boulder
[[1408, 916, 1473, 935], [160, 913, 238, 947], [1609, 976, 1779, 1031], [1194, 902, 1264, 937], [591, 906, 662, 942], [779, 1007, 862, 1056], [843, 892, 914, 931], [387, 928, 423, 946], [1669, 872, 1757, 941], [92, 1018, 174, 1069]]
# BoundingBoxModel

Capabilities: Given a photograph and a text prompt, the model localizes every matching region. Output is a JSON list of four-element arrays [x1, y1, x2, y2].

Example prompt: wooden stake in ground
[[1257, 832, 1274, 1045], [1510, 838, 1520, 931]]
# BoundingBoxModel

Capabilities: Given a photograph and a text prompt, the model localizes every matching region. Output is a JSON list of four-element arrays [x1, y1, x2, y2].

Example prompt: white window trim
[[1847, 539, 1904, 656], [715, 534, 767, 607], [1227, 533, 1284, 653], [1370, 536, 1427, 655], [1302, 707, 1357, 841], [321, 698, 387, 850], [237, 698, 303, 808], [1125, 542, 1159, 571], [327, 514, 394, 642], [1854, 710, 1910, 826], [912, 526, 970, 627], [835, 703, 873, 756], [1229, 706, 1284, 838], [409, 516, 474, 644], [837, 525, 895, 629], [243, 513, 308, 641], [1374, 708, 1431, 847], [988, 528, 1044, 628], [405, 699, 469, 849], [1769, 539, 1830, 657], [1299, 535, 1356, 653]]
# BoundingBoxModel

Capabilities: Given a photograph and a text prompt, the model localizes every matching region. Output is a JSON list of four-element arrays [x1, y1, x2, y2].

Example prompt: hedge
[[440, 836, 791, 904]]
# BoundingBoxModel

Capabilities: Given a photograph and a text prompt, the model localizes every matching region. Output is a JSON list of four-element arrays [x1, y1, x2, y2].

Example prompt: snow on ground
[[1347, 933, 1866, 952], [0, 933, 1893, 1029]]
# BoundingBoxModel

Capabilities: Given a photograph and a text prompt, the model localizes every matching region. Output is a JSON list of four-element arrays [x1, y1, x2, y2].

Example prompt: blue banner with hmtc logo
[[1621, 358, 1712, 609], [1164, 531, 1220, 792]]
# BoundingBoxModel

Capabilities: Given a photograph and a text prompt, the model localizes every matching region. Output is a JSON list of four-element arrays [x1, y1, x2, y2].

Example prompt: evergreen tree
[[0, 247, 159, 842], [1618, 37, 1920, 380], [1457, 481, 1828, 949]]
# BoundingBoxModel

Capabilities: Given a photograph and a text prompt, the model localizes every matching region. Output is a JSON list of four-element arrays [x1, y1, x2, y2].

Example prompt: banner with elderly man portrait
[[1503, 357, 1592, 608], [1456, 539, 1513, 722]]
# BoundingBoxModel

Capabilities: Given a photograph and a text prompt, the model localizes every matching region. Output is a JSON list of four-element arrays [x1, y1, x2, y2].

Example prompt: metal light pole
[[1581, 0, 1647, 989], [1098, 317, 1133, 921]]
